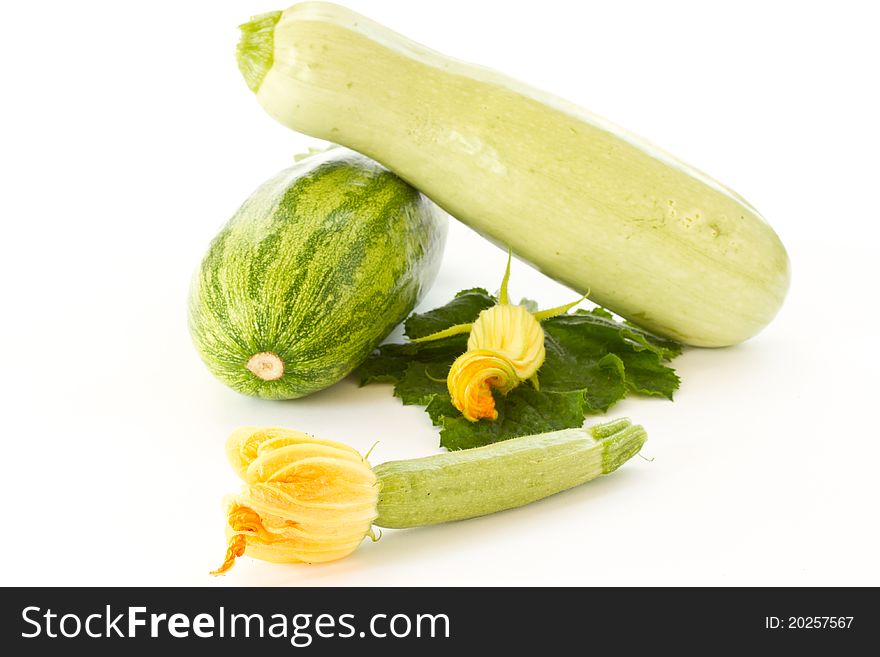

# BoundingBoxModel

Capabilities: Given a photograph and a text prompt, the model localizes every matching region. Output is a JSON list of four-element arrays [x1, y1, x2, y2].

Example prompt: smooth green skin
[[373, 419, 646, 528], [241, 2, 790, 347], [189, 148, 448, 399]]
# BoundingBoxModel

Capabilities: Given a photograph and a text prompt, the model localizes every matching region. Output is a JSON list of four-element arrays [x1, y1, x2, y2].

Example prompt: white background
[[1, 0, 878, 586]]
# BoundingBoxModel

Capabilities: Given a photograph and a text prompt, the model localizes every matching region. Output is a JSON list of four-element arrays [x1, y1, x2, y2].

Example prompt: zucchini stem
[[246, 352, 284, 381], [237, 11, 282, 93]]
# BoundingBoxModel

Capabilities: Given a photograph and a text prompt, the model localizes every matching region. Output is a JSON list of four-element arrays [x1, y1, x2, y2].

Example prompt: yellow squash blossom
[[415, 251, 584, 423], [467, 303, 545, 380], [212, 426, 378, 574]]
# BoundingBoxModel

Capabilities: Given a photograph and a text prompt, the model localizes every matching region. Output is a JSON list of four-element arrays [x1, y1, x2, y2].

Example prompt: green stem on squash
[[246, 352, 285, 381], [237, 11, 282, 93]]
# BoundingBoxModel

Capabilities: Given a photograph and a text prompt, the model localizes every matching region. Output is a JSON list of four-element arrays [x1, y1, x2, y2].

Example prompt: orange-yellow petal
[[447, 349, 519, 422]]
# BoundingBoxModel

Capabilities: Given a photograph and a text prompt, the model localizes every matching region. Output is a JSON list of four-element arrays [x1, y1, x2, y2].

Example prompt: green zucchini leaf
[[618, 350, 681, 399], [438, 388, 591, 451], [395, 361, 452, 406], [358, 335, 467, 386], [403, 288, 495, 339], [358, 289, 683, 449]]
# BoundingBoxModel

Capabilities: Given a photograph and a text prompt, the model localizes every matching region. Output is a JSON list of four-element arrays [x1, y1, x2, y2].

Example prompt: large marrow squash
[[239, 3, 790, 346]]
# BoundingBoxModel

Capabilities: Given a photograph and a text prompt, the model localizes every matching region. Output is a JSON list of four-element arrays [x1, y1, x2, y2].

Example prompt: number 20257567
[[765, 617, 854, 630]]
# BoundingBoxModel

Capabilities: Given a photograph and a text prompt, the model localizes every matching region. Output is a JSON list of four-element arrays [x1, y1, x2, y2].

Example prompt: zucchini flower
[[415, 251, 584, 422], [467, 303, 546, 381], [445, 350, 520, 421], [211, 427, 378, 574]]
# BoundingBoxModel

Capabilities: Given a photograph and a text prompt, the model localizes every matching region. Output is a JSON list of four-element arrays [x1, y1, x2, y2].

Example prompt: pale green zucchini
[[237, 3, 790, 347], [374, 418, 646, 528]]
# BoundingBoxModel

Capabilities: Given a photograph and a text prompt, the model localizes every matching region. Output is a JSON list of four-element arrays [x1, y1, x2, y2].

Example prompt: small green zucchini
[[374, 418, 646, 528], [213, 419, 645, 572]]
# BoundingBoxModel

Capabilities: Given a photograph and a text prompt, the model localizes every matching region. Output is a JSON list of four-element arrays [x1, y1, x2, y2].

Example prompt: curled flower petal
[[447, 349, 519, 422], [212, 427, 378, 574], [467, 304, 546, 380]]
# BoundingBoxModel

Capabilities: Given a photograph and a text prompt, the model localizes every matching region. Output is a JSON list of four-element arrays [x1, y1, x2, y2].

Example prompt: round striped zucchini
[[189, 148, 448, 399]]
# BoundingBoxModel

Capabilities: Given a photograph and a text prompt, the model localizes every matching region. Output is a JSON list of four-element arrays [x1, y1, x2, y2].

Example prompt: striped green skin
[[189, 148, 447, 399]]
